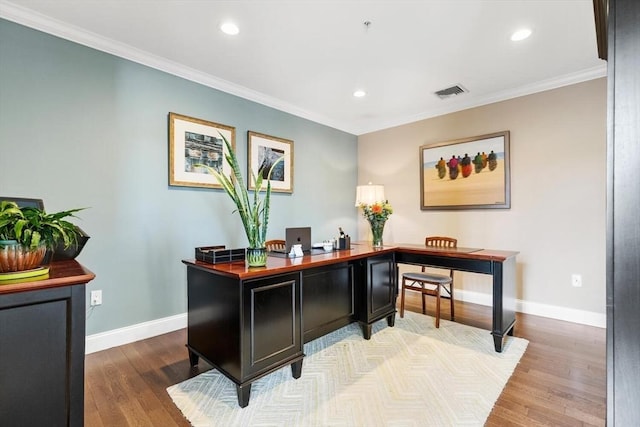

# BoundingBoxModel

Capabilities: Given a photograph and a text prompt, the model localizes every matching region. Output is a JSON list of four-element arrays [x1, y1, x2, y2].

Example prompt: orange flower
[[359, 201, 393, 223]]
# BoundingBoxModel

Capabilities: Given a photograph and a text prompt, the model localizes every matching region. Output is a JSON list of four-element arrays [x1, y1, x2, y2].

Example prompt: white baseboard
[[85, 293, 606, 354], [455, 289, 607, 328], [85, 313, 187, 354]]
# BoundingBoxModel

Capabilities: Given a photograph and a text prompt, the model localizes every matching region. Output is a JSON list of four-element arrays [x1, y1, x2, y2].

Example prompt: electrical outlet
[[90, 290, 102, 306], [571, 274, 582, 288]]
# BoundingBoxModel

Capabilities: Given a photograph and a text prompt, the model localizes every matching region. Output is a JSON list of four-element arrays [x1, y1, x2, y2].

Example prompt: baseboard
[[85, 293, 605, 354], [85, 313, 187, 354], [455, 289, 607, 328]]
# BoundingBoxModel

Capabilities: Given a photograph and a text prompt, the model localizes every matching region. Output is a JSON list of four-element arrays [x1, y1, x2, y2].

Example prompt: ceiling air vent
[[434, 84, 468, 99]]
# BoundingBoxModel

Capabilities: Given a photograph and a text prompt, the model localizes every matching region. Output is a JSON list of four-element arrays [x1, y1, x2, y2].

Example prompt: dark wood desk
[[0, 261, 95, 427], [183, 243, 518, 406], [394, 244, 518, 352], [183, 245, 397, 407]]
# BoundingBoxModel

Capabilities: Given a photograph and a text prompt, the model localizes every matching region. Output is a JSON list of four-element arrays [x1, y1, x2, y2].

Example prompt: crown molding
[[356, 64, 608, 135], [0, 1, 350, 132], [1, 1, 607, 136]]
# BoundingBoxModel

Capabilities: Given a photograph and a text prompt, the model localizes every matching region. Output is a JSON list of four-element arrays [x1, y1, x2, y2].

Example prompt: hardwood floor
[[84, 294, 606, 426]]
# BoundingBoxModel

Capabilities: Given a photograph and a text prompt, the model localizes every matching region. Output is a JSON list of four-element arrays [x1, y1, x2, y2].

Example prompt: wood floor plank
[[84, 295, 606, 426]]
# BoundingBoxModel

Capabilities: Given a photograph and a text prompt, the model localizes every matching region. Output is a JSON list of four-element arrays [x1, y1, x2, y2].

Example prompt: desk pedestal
[[184, 251, 397, 407]]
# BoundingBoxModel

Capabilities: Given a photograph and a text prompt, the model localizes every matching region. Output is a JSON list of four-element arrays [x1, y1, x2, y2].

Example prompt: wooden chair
[[399, 236, 457, 328], [265, 239, 286, 252]]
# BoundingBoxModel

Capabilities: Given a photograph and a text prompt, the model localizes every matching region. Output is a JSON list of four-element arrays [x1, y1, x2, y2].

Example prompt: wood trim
[[593, 0, 609, 60], [0, 260, 95, 294], [182, 244, 519, 280]]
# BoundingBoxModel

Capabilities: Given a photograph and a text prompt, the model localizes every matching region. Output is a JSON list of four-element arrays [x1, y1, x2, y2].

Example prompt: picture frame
[[247, 131, 293, 193], [168, 112, 235, 189], [420, 131, 510, 210]]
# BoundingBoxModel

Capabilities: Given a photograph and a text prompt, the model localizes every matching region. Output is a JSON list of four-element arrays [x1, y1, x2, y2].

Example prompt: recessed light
[[221, 22, 239, 35], [511, 28, 532, 42], [353, 90, 366, 98]]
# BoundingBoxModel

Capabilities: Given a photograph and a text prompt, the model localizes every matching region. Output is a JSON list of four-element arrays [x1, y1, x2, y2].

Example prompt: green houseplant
[[0, 200, 84, 273], [201, 133, 283, 267]]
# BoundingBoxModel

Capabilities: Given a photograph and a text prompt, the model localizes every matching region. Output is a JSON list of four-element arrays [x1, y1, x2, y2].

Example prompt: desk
[[0, 260, 95, 427], [183, 243, 518, 407], [183, 245, 397, 407], [394, 244, 518, 352]]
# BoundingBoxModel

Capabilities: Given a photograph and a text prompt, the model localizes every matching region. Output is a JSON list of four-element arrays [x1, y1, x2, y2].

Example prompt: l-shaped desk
[[183, 243, 518, 407]]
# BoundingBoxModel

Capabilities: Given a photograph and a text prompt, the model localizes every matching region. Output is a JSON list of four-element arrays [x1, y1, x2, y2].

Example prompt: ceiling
[[0, 0, 606, 135]]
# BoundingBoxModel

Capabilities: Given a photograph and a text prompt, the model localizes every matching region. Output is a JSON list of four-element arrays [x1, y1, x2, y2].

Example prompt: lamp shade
[[355, 183, 385, 206]]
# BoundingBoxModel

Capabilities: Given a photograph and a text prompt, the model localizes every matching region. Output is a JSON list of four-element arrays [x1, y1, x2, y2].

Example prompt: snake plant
[[201, 133, 283, 249]]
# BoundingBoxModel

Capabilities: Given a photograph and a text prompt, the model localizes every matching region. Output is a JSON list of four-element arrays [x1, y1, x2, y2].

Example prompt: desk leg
[[491, 255, 517, 353], [361, 323, 372, 340], [236, 383, 251, 408], [187, 347, 199, 367], [291, 359, 303, 379], [386, 312, 396, 327]]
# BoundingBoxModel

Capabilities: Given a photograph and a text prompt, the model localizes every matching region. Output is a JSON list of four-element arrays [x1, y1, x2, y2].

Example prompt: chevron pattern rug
[[167, 311, 528, 426]]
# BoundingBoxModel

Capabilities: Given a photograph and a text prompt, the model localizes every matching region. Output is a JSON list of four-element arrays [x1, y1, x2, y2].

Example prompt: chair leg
[[435, 284, 441, 328], [421, 288, 426, 314], [450, 283, 455, 321], [400, 278, 406, 318]]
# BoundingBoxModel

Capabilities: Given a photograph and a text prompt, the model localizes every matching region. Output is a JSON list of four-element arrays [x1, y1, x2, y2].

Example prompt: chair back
[[425, 236, 457, 249], [424, 236, 457, 277], [265, 239, 286, 252]]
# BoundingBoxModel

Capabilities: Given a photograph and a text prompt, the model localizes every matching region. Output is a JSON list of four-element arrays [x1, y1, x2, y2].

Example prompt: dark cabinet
[[0, 261, 93, 427], [302, 262, 354, 342], [242, 273, 303, 379], [186, 266, 303, 408], [184, 250, 397, 407], [352, 252, 397, 339]]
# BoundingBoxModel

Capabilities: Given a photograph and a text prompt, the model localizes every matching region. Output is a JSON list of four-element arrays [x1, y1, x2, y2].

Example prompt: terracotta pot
[[0, 241, 47, 273]]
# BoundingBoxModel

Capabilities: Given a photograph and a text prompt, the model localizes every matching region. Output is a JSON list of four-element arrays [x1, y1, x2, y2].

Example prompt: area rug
[[167, 311, 528, 427]]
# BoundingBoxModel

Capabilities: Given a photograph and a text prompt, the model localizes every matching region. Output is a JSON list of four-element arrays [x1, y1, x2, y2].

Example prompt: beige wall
[[357, 78, 607, 323]]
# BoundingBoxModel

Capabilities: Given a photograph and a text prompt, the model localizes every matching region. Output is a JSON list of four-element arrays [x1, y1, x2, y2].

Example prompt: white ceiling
[[0, 0, 606, 135]]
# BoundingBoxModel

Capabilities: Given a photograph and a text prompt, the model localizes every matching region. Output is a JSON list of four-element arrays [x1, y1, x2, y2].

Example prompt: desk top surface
[[183, 242, 518, 280], [0, 260, 96, 295]]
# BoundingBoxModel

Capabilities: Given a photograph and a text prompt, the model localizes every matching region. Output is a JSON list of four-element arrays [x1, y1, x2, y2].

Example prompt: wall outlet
[[90, 290, 102, 306], [571, 274, 582, 288]]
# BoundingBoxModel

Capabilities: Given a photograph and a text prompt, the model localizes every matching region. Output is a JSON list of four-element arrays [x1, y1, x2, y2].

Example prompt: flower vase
[[246, 247, 267, 267], [368, 220, 386, 248]]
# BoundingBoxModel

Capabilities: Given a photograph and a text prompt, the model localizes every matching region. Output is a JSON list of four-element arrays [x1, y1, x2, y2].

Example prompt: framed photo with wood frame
[[168, 112, 235, 189], [247, 131, 293, 193], [420, 131, 510, 210]]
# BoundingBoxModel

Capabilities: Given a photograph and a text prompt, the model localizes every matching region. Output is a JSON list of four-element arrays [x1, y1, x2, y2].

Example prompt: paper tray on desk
[[195, 246, 246, 264]]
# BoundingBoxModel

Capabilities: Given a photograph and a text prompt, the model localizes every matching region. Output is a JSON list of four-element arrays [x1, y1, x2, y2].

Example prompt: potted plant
[[201, 133, 282, 267], [0, 200, 85, 273]]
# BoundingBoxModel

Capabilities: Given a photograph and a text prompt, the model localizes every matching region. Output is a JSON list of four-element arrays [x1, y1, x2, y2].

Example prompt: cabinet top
[[0, 260, 96, 295]]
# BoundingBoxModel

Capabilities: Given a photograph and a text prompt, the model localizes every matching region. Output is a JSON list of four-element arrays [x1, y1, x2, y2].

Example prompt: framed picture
[[247, 131, 293, 193], [420, 131, 510, 210], [168, 112, 235, 189]]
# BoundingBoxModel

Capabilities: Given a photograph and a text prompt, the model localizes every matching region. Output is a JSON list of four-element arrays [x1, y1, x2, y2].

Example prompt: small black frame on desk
[[420, 131, 511, 210]]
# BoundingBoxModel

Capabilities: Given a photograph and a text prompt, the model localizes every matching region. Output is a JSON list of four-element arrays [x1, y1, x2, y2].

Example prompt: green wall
[[0, 19, 358, 335]]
